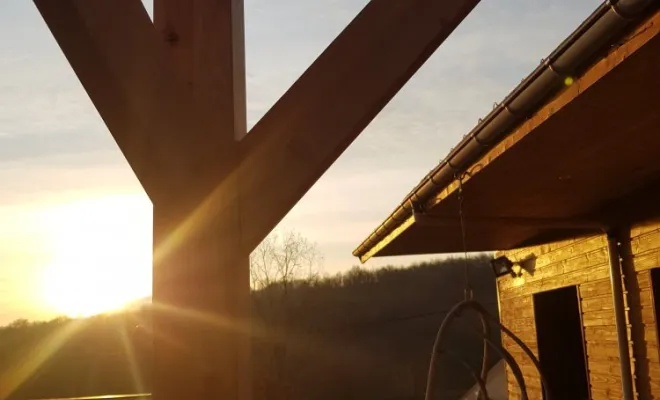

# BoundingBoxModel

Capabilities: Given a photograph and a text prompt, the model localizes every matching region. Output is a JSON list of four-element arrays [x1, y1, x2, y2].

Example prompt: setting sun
[[39, 194, 152, 317]]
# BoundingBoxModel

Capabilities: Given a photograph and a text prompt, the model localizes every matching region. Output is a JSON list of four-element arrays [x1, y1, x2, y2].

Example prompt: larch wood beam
[[151, 2, 249, 400], [34, 2, 250, 399], [154, 0, 247, 140], [239, 0, 481, 250], [33, 0, 233, 201]]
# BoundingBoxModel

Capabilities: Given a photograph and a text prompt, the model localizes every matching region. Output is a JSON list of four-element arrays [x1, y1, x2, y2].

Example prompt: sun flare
[[40, 194, 152, 317]]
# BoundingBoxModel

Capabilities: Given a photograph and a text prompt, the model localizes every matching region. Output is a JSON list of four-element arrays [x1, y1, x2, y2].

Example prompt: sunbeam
[[0, 319, 86, 399], [148, 300, 364, 364], [118, 324, 146, 396], [134, 320, 185, 351], [152, 169, 240, 269]]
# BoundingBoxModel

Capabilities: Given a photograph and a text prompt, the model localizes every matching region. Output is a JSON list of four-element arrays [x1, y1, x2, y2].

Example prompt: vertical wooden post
[[154, 0, 246, 140], [152, 191, 250, 400], [152, 1, 248, 399]]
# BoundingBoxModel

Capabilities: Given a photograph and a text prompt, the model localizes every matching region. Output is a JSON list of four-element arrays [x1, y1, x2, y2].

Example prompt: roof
[[354, 1, 660, 262]]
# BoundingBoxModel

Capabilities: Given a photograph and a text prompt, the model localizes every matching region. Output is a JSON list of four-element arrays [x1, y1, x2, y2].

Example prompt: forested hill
[[0, 256, 499, 400]]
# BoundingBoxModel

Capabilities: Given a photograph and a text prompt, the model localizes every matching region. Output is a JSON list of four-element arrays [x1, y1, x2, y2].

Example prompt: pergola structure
[[32, 1, 480, 399]]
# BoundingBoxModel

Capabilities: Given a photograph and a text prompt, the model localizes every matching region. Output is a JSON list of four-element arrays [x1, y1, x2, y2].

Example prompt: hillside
[[0, 256, 499, 400]]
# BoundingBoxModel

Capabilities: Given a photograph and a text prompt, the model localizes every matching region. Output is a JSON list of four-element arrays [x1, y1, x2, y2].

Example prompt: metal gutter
[[606, 231, 635, 400], [353, 0, 658, 262]]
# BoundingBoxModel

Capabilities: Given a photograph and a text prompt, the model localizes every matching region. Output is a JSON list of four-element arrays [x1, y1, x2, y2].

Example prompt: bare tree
[[250, 230, 323, 400], [250, 230, 322, 291]]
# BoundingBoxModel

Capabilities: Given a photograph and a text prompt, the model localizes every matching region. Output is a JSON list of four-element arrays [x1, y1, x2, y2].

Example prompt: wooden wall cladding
[[624, 223, 660, 399], [496, 222, 660, 399], [498, 234, 618, 399]]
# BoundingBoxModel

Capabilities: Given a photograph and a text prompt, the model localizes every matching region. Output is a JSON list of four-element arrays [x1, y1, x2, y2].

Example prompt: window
[[534, 286, 590, 399]]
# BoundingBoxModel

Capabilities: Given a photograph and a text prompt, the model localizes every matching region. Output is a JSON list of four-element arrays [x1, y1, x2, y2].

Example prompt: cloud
[[244, 0, 370, 127], [0, 160, 141, 207]]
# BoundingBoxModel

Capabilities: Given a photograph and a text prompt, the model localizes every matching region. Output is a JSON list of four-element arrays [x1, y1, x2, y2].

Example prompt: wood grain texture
[[498, 234, 617, 398], [498, 220, 660, 399], [154, 0, 247, 140], [146, 2, 249, 399], [33, 0, 231, 201], [623, 223, 660, 399]]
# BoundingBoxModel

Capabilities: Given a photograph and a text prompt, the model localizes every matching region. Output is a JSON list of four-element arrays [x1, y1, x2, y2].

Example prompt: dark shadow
[[618, 227, 652, 399], [534, 286, 590, 400], [519, 253, 537, 277]]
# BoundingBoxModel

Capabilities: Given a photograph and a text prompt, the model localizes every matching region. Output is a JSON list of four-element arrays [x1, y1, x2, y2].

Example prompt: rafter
[[33, 0, 234, 200], [239, 0, 480, 250]]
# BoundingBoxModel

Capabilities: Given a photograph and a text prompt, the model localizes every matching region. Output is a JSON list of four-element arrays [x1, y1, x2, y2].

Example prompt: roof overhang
[[355, 9, 660, 262]]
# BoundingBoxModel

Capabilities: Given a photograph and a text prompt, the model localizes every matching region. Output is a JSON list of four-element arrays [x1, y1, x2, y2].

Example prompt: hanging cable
[[424, 298, 490, 400], [424, 174, 552, 400], [455, 171, 490, 398], [455, 172, 472, 301]]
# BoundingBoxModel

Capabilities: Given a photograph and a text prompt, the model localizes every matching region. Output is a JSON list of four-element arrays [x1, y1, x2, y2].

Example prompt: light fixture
[[491, 256, 517, 278]]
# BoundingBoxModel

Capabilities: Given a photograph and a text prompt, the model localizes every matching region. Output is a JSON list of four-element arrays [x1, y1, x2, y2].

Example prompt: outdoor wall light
[[490, 256, 517, 278]]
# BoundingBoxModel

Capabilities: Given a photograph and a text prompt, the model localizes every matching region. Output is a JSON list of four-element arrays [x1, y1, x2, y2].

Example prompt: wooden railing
[[33, 394, 151, 400]]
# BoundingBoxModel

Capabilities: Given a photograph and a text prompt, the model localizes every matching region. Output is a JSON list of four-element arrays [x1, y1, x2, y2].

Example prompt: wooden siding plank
[[632, 230, 660, 256], [633, 253, 660, 272], [631, 223, 660, 239], [582, 296, 616, 312], [580, 279, 614, 298]]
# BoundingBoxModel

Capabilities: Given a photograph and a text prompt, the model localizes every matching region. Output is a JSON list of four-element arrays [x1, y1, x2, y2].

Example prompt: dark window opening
[[534, 286, 590, 400], [650, 268, 660, 347]]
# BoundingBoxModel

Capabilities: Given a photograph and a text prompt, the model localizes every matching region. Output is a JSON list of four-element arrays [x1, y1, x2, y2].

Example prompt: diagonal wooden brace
[[239, 0, 481, 250], [33, 0, 238, 202]]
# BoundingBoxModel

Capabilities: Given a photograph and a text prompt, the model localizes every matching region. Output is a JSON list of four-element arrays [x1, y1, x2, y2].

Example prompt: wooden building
[[354, 2, 660, 399]]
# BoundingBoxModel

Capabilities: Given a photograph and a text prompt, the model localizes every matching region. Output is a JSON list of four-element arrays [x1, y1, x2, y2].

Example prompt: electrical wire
[[423, 176, 552, 400], [350, 301, 498, 328], [456, 172, 473, 301]]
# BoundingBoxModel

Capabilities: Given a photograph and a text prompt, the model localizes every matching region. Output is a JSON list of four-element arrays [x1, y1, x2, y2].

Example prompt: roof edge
[[353, 0, 659, 262]]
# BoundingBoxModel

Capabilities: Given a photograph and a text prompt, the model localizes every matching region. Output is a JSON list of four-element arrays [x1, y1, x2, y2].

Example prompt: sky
[[0, 0, 603, 324]]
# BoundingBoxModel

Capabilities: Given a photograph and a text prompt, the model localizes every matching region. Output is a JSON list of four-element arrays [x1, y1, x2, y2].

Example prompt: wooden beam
[[151, 2, 249, 400], [238, 0, 480, 250], [152, 191, 250, 400], [33, 0, 233, 201], [35, 3, 250, 400], [154, 0, 247, 140]]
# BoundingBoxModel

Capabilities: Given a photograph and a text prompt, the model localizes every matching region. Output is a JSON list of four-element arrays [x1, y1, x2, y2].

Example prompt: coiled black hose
[[424, 300, 551, 400]]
